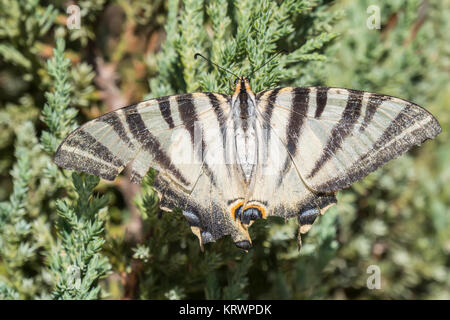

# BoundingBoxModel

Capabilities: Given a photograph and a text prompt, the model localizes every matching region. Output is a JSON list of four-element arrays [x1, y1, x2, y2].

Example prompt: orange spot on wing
[[231, 201, 244, 220], [230, 202, 266, 220]]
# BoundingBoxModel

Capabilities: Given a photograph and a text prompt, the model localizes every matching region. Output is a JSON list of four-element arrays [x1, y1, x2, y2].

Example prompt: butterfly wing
[[55, 92, 253, 247], [249, 89, 337, 237], [256, 87, 441, 194], [55, 93, 230, 186]]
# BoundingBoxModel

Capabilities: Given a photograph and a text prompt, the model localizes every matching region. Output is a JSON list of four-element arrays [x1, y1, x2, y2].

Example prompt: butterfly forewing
[[55, 92, 229, 186], [256, 86, 441, 194]]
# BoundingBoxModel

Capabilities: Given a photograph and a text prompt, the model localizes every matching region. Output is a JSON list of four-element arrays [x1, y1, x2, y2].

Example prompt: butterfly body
[[55, 77, 441, 250], [231, 77, 258, 183]]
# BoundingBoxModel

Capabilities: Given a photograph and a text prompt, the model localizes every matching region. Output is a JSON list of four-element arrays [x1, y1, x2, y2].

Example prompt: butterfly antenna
[[248, 49, 289, 78], [194, 53, 239, 78]]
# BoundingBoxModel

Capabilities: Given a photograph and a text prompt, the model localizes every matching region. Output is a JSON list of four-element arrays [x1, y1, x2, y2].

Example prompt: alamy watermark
[[366, 265, 381, 290], [66, 4, 81, 30], [66, 265, 81, 290], [367, 5, 381, 30]]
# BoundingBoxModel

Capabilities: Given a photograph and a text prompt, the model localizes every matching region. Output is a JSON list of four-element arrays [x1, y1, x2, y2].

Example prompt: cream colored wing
[[55, 92, 231, 189], [256, 86, 441, 194], [55, 92, 252, 248], [246, 91, 337, 237]]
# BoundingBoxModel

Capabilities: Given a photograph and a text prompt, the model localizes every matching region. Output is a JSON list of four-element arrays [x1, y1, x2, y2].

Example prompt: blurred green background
[[0, 0, 449, 299]]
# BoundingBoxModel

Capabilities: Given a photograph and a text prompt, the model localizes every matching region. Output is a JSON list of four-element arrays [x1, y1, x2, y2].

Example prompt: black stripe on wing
[[125, 104, 191, 186], [157, 97, 175, 129], [313, 103, 441, 192], [315, 86, 329, 119], [359, 93, 389, 133], [307, 89, 364, 179], [55, 150, 120, 180], [64, 129, 125, 168], [177, 94, 218, 186], [277, 87, 310, 186], [260, 88, 282, 147], [97, 111, 134, 147], [205, 92, 228, 157]]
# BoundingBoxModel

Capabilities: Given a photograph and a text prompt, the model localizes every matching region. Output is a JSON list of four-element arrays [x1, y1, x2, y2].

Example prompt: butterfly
[[54, 54, 441, 251]]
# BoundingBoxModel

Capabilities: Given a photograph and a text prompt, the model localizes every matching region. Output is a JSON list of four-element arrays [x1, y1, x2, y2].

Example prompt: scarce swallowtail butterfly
[[55, 53, 441, 251]]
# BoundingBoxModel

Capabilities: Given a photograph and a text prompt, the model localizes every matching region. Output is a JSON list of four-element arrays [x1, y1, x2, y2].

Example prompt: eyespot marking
[[231, 201, 266, 224]]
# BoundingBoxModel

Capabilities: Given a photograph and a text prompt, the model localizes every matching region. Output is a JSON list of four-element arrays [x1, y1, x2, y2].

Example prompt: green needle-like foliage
[[50, 173, 111, 299], [0, 123, 40, 299], [41, 38, 111, 299], [0, 0, 448, 300], [41, 38, 78, 154]]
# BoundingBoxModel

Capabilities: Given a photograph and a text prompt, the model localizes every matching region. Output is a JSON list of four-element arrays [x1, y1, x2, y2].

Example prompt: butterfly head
[[231, 76, 256, 113], [233, 76, 252, 94], [233, 75, 249, 85]]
